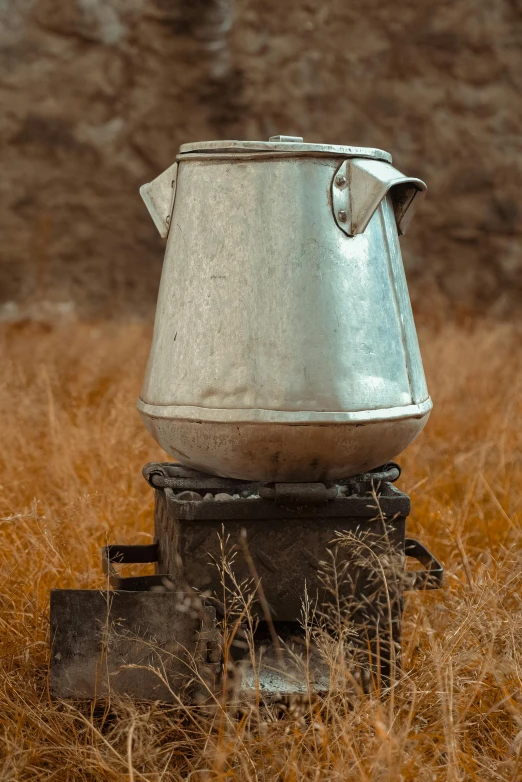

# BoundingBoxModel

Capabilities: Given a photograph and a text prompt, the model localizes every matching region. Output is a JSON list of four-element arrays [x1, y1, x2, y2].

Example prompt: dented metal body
[[138, 137, 431, 481]]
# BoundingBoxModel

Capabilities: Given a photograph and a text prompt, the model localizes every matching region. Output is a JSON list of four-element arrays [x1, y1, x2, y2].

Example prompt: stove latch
[[259, 482, 337, 505]]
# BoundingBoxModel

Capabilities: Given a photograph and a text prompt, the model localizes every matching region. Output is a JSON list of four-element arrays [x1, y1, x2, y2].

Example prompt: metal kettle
[[138, 135, 432, 481]]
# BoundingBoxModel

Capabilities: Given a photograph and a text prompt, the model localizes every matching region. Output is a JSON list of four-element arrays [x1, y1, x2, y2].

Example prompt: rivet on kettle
[[335, 175, 346, 187], [338, 210, 347, 222]]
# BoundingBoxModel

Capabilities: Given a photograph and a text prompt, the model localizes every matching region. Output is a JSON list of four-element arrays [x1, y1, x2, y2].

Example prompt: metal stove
[[50, 461, 442, 702]]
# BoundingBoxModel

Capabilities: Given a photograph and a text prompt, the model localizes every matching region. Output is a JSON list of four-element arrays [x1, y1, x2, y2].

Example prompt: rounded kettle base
[[137, 406, 431, 482]]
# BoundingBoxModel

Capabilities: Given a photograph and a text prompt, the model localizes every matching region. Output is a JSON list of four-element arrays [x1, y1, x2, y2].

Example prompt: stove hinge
[[259, 482, 338, 505]]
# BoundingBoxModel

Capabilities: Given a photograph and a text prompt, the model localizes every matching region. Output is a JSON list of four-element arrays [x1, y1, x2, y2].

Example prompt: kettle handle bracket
[[140, 162, 178, 238], [331, 158, 426, 237]]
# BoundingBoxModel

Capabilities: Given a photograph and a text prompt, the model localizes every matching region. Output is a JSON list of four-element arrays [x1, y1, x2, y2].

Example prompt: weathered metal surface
[[268, 135, 304, 143], [142, 461, 411, 518], [148, 471, 441, 687], [138, 136, 431, 480], [139, 161, 178, 238], [404, 538, 444, 590], [258, 482, 338, 505], [154, 485, 408, 623], [143, 461, 257, 493], [331, 158, 426, 236], [237, 635, 331, 698], [50, 465, 442, 700], [101, 541, 165, 591], [137, 408, 431, 483], [178, 139, 392, 162], [161, 484, 410, 522], [154, 483, 411, 686], [50, 589, 213, 701], [143, 461, 402, 493]]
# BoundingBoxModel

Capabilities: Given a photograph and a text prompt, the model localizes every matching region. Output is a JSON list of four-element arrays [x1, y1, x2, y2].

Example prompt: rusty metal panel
[[154, 488, 407, 624], [50, 589, 203, 701]]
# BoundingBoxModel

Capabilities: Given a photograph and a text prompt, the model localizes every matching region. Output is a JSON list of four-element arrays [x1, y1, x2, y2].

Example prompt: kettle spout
[[140, 162, 178, 238], [332, 158, 426, 236]]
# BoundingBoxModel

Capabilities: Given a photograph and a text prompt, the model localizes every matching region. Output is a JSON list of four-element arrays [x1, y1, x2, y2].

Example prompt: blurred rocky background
[[1, 0, 521, 321]]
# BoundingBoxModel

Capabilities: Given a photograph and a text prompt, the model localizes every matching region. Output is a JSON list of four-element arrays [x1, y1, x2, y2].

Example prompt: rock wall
[[2, 0, 521, 319]]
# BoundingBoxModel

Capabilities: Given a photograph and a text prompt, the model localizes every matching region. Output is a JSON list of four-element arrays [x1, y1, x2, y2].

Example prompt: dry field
[[1, 316, 522, 781]]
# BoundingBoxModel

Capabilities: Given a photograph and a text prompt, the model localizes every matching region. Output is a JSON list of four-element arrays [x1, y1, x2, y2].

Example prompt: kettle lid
[[179, 136, 392, 163]]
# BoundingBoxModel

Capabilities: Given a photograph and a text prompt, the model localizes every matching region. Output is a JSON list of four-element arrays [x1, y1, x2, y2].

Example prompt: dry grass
[[1, 316, 522, 781]]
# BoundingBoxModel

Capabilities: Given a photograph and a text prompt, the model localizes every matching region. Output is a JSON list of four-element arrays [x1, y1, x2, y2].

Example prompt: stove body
[[50, 463, 441, 701]]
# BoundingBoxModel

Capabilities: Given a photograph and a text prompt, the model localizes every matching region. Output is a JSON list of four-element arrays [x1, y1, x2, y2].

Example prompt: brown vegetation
[[1, 317, 522, 780]]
